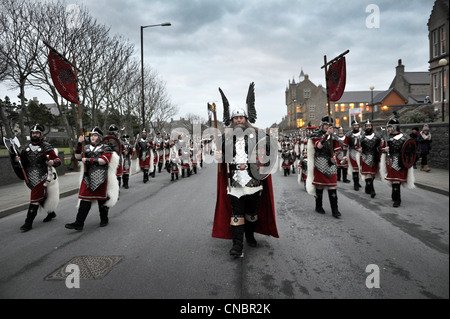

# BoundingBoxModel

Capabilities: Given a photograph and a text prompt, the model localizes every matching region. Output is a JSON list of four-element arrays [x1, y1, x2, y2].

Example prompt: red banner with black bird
[[326, 57, 346, 102], [48, 49, 79, 104]]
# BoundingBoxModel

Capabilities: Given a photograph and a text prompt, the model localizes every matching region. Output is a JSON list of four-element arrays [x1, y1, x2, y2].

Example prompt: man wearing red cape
[[212, 82, 279, 257]]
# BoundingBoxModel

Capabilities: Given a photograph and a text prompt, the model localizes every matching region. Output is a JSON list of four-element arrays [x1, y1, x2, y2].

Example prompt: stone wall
[[0, 151, 65, 186]]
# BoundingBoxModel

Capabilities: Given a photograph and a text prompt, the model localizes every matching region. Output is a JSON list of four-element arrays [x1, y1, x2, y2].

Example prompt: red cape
[[212, 163, 279, 239]]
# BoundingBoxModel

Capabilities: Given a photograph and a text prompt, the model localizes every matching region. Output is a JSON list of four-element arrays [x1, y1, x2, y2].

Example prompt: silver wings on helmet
[[219, 82, 257, 126]]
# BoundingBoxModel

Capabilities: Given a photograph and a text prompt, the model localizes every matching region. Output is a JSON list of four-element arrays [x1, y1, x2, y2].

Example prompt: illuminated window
[[335, 104, 339, 112], [340, 103, 346, 112], [297, 106, 301, 113], [366, 105, 370, 111], [335, 119, 340, 127], [349, 103, 354, 109], [359, 103, 364, 107], [297, 119, 304, 127]]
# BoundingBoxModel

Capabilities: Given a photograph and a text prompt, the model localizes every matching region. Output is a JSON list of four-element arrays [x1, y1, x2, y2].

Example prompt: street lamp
[[141, 22, 171, 129], [438, 58, 448, 122], [370, 85, 375, 120]]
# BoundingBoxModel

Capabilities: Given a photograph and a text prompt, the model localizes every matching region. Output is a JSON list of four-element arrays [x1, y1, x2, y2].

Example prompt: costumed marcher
[[65, 127, 119, 230], [410, 127, 420, 169], [297, 148, 308, 190], [105, 124, 123, 187], [169, 146, 180, 181], [10, 124, 61, 231], [380, 118, 415, 208], [288, 144, 297, 174], [344, 119, 362, 190], [335, 126, 350, 183], [280, 144, 291, 176], [416, 124, 432, 172], [358, 119, 382, 198], [135, 129, 154, 183], [121, 133, 133, 189], [213, 82, 279, 257], [306, 116, 342, 218]]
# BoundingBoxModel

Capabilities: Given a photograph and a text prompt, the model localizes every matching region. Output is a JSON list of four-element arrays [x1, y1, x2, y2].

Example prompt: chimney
[[304, 74, 309, 81], [396, 59, 404, 75]]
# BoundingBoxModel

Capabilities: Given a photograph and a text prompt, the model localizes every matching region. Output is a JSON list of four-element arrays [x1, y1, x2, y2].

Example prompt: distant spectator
[[410, 127, 420, 169], [416, 124, 432, 172], [424, 96, 431, 104]]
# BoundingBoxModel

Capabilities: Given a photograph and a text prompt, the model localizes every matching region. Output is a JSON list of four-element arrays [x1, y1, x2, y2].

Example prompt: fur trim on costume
[[379, 152, 415, 189], [405, 167, 415, 189], [41, 148, 59, 213], [104, 152, 120, 208], [306, 139, 316, 196]]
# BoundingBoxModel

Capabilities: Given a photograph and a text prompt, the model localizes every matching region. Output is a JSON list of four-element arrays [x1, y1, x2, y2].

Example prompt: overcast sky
[[1, 0, 434, 128]]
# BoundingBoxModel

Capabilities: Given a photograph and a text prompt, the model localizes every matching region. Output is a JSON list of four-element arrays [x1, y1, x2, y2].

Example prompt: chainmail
[[360, 132, 382, 167]]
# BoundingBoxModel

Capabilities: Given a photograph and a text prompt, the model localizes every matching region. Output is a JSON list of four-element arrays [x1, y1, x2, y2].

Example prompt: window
[[296, 106, 301, 113], [304, 89, 311, 99], [433, 73, 439, 102], [335, 118, 340, 127], [432, 29, 439, 58], [309, 104, 315, 112], [440, 25, 446, 55], [309, 114, 315, 120], [335, 104, 339, 112], [349, 103, 354, 109], [340, 103, 346, 112], [297, 119, 304, 128]]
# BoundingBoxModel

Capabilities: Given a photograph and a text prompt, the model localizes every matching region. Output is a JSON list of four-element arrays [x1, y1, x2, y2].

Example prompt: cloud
[[0, 0, 433, 129]]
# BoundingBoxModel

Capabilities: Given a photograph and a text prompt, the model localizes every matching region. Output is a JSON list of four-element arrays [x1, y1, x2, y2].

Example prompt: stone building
[[285, 72, 327, 129]]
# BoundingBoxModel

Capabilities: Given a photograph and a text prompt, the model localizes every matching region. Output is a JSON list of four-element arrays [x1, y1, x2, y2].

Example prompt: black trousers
[[229, 191, 261, 219]]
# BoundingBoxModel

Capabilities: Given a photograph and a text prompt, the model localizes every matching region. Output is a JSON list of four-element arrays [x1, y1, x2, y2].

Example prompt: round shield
[[248, 134, 279, 180], [102, 135, 123, 154], [401, 138, 417, 169]]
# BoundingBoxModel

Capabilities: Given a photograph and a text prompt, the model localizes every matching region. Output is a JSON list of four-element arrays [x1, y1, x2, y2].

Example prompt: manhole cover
[[45, 256, 123, 280]]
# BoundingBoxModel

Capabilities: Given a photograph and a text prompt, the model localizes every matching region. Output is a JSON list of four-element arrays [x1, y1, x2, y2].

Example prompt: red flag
[[48, 50, 79, 104], [326, 57, 346, 102]]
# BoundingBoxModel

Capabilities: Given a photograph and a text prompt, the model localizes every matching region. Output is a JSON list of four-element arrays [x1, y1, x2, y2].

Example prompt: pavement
[[0, 166, 448, 219]]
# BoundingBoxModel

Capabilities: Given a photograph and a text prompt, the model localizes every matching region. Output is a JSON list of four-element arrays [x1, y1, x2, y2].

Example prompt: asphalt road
[[0, 163, 448, 299]]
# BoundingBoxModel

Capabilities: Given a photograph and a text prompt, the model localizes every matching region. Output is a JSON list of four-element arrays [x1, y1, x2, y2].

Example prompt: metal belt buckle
[[238, 163, 248, 170]]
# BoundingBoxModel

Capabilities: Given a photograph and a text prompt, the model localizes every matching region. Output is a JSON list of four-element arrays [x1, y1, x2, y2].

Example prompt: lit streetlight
[[370, 85, 375, 120], [438, 58, 448, 122], [141, 22, 171, 129]]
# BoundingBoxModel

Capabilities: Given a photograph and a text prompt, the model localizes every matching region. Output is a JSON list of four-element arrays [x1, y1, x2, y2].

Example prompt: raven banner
[[326, 57, 346, 102], [48, 49, 79, 104]]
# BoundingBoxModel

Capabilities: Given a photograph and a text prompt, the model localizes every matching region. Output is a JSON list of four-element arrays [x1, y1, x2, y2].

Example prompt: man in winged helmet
[[213, 82, 279, 258]]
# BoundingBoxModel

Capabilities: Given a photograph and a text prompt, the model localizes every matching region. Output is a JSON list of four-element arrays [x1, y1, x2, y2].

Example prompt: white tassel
[[404, 166, 415, 189]]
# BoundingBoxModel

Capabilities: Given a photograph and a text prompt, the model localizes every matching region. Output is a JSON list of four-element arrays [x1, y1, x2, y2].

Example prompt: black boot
[[315, 188, 325, 214], [43, 211, 56, 222], [392, 184, 401, 207], [99, 201, 109, 227], [342, 168, 351, 183], [123, 174, 129, 189], [365, 179, 371, 194], [229, 225, 245, 257], [369, 177, 376, 198], [65, 200, 91, 231], [353, 172, 360, 191], [245, 220, 258, 247], [143, 170, 149, 183], [20, 204, 39, 231], [328, 189, 341, 218], [171, 173, 174, 181], [117, 177, 122, 187], [337, 168, 341, 181]]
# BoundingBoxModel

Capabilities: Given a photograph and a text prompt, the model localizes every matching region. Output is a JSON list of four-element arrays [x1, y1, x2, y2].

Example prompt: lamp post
[[370, 85, 374, 120], [438, 58, 448, 122], [140, 22, 171, 129]]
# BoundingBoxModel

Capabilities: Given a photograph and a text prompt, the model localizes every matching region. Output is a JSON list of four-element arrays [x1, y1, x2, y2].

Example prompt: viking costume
[[344, 120, 362, 190], [105, 124, 124, 186], [306, 116, 342, 218], [359, 120, 382, 198], [297, 149, 308, 189], [121, 134, 133, 189], [136, 129, 154, 183], [11, 124, 61, 231], [212, 82, 279, 257], [65, 127, 119, 231], [379, 118, 415, 207], [335, 127, 350, 183], [280, 147, 291, 176]]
